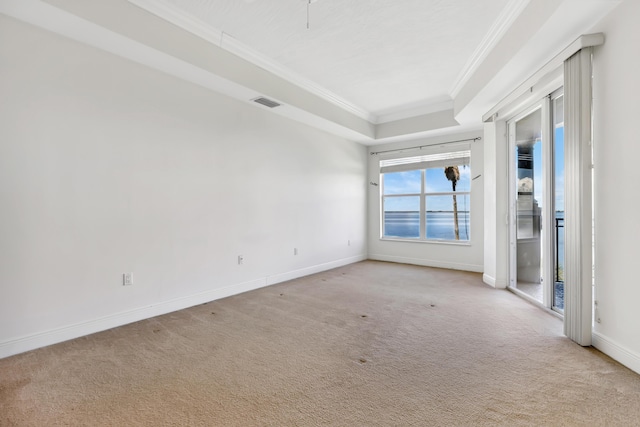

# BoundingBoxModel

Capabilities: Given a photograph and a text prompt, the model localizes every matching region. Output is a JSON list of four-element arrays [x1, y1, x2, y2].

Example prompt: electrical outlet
[[348, 240, 351, 246], [238, 255, 244, 265], [123, 272, 133, 286], [294, 248, 298, 255]]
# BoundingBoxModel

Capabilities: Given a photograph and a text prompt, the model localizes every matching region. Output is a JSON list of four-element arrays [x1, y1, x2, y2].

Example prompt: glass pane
[[383, 196, 420, 238], [425, 166, 470, 193], [383, 170, 421, 195], [514, 107, 543, 303], [425, 195, 470, 241], [554, 95, 565, 312]]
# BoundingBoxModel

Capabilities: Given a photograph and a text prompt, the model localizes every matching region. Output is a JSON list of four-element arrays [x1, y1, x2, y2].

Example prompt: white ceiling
[[163, 0, 511, 116], [0, 0, 623, 144]]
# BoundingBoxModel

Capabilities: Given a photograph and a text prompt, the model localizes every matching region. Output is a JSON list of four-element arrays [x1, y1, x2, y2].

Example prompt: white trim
[[0, 255, 366, 359], [380, 149, 470, 173], [379, 237, 471, 247], [0, 0, 260, 110], [219, 33, 375, 123], [483, 273, 509, 288], [0, 277, 262, 359], [127, 0, 223, 46], [266, 255, 367, 286], [449, 0, 530, 98], [374, 99, 454, 125], [0, 0, 376, 142], [541, 95, 554, 309], [483, 33, 604, 123], [592, 332, 640, 376], [126, 0, 374, 123], [507, 118, 517, 289], [483, 273, 496, 287], [369, 254, 482, 273]]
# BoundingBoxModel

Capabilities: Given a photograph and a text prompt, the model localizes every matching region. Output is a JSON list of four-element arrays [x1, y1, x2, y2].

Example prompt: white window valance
[[380, 149, 470, 174]]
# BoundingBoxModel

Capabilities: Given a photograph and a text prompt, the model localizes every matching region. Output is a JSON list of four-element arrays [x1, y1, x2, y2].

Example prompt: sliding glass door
[[508, 90, 564, 313], [509, 105, 544, 303]]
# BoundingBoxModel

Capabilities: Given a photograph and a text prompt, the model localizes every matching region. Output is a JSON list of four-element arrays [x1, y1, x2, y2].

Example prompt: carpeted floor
[[2, 261, 640, 426]]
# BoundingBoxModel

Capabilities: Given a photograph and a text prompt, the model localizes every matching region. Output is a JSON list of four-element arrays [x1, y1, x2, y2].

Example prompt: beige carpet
[[2, 261, 640, 426]]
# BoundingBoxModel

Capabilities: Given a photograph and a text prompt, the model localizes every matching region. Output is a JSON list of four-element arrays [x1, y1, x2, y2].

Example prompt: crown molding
[[1, 0, 377, 142], [126, 0, 374, 123], [373, 98, 454, 124], [482, 32, 604, 122], [449, 0, 530, 99], [218, 32, 375, 122], [127, 0, 223, 46]]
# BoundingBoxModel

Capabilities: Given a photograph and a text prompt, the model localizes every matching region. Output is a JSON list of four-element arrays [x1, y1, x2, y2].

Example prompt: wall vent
[[252, 97, 281, 108]]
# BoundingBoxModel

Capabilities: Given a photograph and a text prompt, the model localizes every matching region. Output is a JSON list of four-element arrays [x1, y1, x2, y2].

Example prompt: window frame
[[379, 147, 472, 244]]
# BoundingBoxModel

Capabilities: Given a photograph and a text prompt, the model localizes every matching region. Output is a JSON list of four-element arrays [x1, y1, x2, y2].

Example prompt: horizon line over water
[[384, 211, 470, 240], [383, 211, 564, 243]]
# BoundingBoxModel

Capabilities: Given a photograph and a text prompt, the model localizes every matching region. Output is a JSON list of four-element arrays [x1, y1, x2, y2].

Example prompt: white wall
[[481, 0, 640, 373], [367, 132, 484, 272], [482, 120, 509, 288], [589, 0, 640, 373], [0, 16, 367, 358]]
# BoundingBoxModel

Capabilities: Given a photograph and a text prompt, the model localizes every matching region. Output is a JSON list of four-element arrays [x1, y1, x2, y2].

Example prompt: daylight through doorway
[[508, 90, 564, 314]]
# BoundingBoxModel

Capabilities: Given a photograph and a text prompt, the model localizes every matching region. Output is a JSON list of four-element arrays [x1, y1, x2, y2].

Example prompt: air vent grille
[[252, 97, 281, 108]]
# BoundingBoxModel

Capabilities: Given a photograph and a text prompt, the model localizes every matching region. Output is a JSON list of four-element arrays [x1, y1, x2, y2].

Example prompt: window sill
[[379, 237, 472, 246]]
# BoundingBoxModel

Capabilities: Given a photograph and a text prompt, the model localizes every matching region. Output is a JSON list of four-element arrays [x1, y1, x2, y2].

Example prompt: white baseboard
[[368, 254, 483, 273], [482, 273, 508, 289], [592, 331, 640, 376], [0, 255, 366, 359], [266, 254, 367, 286], [483, 274, 496, 287]]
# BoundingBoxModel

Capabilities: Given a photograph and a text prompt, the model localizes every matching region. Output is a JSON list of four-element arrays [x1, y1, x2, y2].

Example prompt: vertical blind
[[563, 47, 594, 347]]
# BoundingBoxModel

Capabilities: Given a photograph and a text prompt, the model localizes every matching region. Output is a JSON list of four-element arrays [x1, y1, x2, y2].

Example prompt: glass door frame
[[550, 87, 564, 314], [507, 94, 558, 312]]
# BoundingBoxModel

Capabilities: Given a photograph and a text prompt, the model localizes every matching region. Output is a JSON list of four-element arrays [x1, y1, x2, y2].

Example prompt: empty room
[[2, 0, 640, 425]]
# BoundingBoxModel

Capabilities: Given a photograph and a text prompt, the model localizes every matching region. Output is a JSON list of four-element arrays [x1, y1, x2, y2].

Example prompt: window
[[380, 147, 471, 242]]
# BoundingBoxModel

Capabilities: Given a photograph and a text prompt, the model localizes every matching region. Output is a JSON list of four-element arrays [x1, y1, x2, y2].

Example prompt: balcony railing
[[555, 216, 564, 283]]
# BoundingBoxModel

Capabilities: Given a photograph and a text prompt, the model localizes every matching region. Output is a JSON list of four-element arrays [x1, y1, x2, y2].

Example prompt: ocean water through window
[[379, 147, 471, 242]]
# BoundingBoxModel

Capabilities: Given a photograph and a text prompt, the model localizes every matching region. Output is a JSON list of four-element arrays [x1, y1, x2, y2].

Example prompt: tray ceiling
[[163, 0, 511, 116], [0, 0, 622, 144]]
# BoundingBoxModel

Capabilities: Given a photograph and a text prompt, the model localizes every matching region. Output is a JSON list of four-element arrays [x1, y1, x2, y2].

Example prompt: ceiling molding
[[0, 0, 376, 143], [449, 0, 530, 99], [483, 32, 605, 122], [0, 0, 259, 106], [373, 98, 454, 124], [218, 32, 375, 123], [126, 0, 375, 123], [5, 0, 616, 147], [376, 109, 460, 140], [127, 0, 222, 45]]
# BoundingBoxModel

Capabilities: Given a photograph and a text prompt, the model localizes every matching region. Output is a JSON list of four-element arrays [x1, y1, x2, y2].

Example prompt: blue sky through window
[[383, 170, 421, 195], [426, 166, 470, 193], [383, 166, 470, 211]]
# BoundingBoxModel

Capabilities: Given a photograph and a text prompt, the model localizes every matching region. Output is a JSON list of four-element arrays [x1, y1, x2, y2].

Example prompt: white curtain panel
[[563, 48, 594, 346]]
